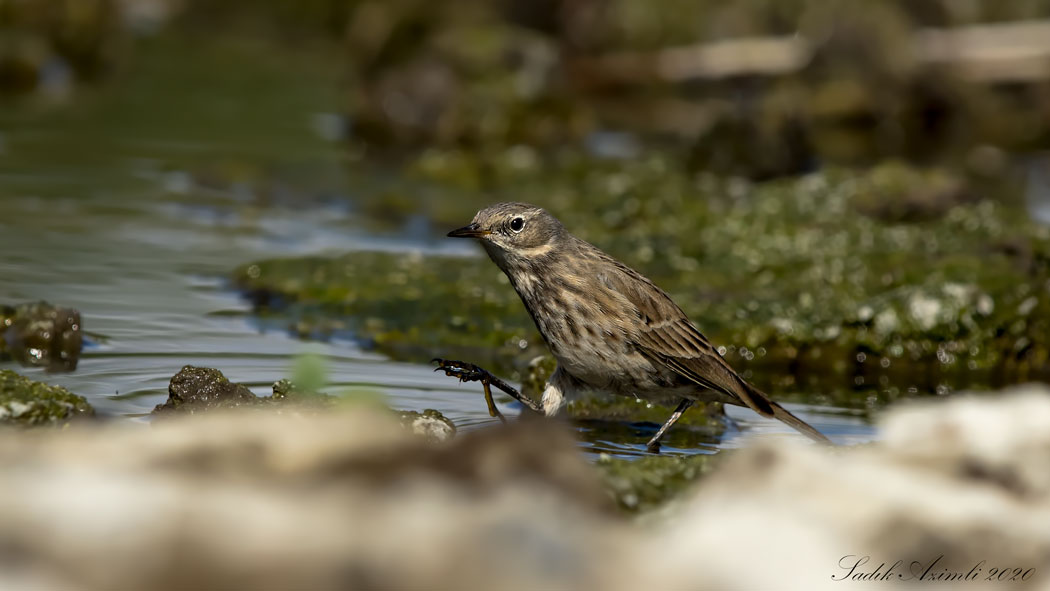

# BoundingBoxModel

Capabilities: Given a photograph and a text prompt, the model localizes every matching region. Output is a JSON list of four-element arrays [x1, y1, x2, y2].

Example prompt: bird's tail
[[746, 383, 832, 444]]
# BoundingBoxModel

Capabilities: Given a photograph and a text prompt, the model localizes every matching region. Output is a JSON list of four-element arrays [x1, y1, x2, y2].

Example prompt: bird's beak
[[447, 223, 490, 238]]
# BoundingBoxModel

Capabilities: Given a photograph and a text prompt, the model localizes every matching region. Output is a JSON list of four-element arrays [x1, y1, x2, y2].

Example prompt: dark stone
[[153, 366, 260, 414]]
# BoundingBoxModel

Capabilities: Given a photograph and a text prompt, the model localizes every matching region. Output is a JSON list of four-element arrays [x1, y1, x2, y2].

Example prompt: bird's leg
[[646, 398, 694, 454], [432, 358, 543, 416]]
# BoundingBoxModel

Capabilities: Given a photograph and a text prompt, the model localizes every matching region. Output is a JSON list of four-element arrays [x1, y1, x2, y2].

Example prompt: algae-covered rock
[[0, 301, 83, 371], [153, 366, 259, 414], [0, 369, 94, 425], [597, 452, 720, 513]]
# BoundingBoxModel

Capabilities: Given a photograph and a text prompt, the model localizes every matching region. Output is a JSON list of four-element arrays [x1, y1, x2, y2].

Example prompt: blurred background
[[5, 2, 1050, 589], [3, 0, 1050, 450]]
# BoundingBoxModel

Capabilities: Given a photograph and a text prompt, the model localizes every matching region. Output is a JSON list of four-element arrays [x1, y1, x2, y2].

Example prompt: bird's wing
[[597, 259, 775, 417]]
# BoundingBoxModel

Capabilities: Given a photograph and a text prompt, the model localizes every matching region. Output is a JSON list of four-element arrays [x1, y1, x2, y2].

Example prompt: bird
[[447, 202, 830, 451]]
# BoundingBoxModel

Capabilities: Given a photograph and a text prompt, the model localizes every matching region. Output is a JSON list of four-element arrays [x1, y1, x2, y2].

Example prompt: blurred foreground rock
[[652, 386, 1050, 589], [0, 410, 620, 591], [2, 386, 1050, 589]]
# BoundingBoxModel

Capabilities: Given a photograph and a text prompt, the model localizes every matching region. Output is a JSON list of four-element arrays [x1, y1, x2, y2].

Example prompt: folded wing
[[597, 258, 775, 417]]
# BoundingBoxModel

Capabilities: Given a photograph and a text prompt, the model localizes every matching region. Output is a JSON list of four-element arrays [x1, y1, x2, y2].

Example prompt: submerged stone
[[0, 369, 94, 426], [0, 301, 83, 371]]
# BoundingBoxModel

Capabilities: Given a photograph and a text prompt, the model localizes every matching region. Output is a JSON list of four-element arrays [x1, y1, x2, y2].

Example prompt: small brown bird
[[448, 202, 830, 450]]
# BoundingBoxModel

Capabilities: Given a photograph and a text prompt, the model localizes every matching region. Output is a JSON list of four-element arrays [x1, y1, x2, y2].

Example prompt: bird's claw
[[432, 358, 488, 383], [433, 358, 507, 422]]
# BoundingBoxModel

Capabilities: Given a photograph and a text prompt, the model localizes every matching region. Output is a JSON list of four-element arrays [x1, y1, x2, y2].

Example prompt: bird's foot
[[433, 358, 506, 422], [432, 358, 488, 383], [432, 358, 544, 417]]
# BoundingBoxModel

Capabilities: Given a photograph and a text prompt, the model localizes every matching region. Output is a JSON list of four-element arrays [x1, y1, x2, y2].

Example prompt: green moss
[[0, 370, 94, 425], [596, 452, 720, 513], [233, 251, 537, 363]]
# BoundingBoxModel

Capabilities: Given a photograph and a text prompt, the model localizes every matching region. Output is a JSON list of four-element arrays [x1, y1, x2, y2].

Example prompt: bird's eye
[[509, 217, 525, 233]]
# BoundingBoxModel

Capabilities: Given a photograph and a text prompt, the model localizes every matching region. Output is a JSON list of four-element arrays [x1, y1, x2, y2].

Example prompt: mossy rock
[[153, 366, 261, 414], [0, 370, 94, 425]]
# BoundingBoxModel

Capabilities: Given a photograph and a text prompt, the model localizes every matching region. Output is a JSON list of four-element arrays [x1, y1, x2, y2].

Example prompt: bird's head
[[448, 202, 566, 265]]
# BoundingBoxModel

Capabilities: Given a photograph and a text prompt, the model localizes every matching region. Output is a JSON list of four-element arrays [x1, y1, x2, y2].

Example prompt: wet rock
[[152, 366, 259, 414], [0, 369, 94, 425], [0, 301, 83, 371]]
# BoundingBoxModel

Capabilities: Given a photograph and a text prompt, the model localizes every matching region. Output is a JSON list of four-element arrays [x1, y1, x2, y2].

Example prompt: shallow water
[[0, 34, 875, 456]]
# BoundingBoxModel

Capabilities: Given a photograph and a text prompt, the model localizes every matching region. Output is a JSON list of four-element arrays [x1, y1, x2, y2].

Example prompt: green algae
[[596, 452, 720, 513], [233, 251, 536, 363], [0, 370, 94, 425]]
